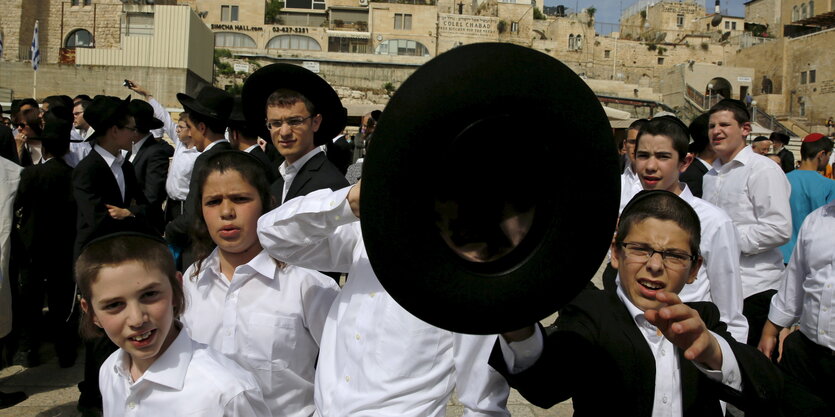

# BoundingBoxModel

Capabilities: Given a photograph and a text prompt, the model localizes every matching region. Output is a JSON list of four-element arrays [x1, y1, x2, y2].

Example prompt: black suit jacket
[[73, 149, 150, 258], [679, 159, 710, 198], [247, 145, 278, 184], [15, 158, 76, 268], [777, 147, 795, 173], [165, 141, 232, 259], [270, 151, 349, 205], [326, 135, 354, 175], [490, 288, 782, 417], [0, 125, 19, 165], [129, 136, 174, 234]]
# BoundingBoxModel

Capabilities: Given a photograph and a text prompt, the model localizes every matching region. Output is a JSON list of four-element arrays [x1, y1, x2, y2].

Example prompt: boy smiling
[[491, 191, 782, 416]]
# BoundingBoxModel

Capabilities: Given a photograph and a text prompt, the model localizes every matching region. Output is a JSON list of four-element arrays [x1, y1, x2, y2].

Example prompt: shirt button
[[345, 376, 350, 382], [334, 215, 341, 221], [355, 333, 361, 340], [330, 201, 336, 207], [128, 402, 137, 409], [660, 349, 665, 356], [370, 292, 376, 298], [662, 396, 668, 404]]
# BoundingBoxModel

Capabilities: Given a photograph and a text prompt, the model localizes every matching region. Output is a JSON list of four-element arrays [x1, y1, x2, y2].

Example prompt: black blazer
[[326, 135, 354, 175], [15, 157, 76, 266], [270, 151, 349, 205], [777, 147, 795, 173], [679, 159, 710, 198], [73, 149, 150, 258], [490, 288, 782, 417], [0, 125, 19, 165], [165, 141, 232, 253], [129, 136, 174, 234], [247, 145, 278, 184]]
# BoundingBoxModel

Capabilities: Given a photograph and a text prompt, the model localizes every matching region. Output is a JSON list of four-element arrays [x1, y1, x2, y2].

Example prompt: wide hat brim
[[360, 43, 620, 334], [85, 95, 131, 141], [177, 91, 232, 123], [241, 63, 346, 146]]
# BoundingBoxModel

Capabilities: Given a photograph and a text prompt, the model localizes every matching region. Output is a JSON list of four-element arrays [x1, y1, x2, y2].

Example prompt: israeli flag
[[0, 33, 4, 59], [31, 20, 40, 71]]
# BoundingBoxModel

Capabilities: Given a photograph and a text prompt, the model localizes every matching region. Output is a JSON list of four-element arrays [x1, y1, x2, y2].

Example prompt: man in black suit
[[491, 191, 782, 416], [127, 99, 174, 234], [164, 86, 233, 269], [228, 96, 278, 183], [14, 111, 78, 368], [240, 64, 348, 206], [326, 132, 354, 175], [72, 95, 151, 415], [679, 113, 715, 198], [771, 132, 795, 173], [0, 104, 19, 165]]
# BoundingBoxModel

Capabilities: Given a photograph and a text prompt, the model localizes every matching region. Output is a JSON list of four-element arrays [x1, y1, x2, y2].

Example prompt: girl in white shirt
[[182, 151, 339, 417], [76, 233, 271, 417]]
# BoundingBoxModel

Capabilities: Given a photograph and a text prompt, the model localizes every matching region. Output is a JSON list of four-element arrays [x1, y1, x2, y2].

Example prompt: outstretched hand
[[125, 79, 150, 97], [644, 290, 723, 370]]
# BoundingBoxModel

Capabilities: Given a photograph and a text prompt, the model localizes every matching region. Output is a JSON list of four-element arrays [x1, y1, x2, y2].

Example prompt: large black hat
[[128, 99, 164, 133], [241, 63, 346, 146], [177, 86, 233, 123], [360, 43, 621, 334], [39, 111, 73, 142], [84, 95, 131, 141]]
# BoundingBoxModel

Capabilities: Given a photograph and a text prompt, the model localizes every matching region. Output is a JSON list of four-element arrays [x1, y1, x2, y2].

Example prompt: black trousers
[[778, 331, 834, 416], [164, 198, 186, 223], [743, 289, 778, 347], [77, 336, 118, 409]]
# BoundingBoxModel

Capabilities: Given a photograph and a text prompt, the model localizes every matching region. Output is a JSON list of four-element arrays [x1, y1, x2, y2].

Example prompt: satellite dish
[[719, 31, 731, 42], [711, 13, 722, 27]]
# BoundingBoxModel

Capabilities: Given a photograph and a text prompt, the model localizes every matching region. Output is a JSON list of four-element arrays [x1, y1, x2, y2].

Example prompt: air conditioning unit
[[359, 0, 368, 6]]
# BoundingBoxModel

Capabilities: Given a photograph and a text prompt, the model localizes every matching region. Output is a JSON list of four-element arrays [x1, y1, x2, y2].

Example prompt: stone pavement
[[0, 266, 608, 417]]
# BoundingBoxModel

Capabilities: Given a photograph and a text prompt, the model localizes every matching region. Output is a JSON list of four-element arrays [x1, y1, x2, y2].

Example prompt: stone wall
[[621, 1, 705, 41], [370, 3, 437, 55], [726, 37, 785, 110], [41, 0, 124, 64], [780, 28, 835, 123], [745, 0, 779, 27]]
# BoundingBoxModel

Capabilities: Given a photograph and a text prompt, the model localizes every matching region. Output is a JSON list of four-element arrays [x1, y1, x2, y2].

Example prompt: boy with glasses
[[492, 190, 782, 416]]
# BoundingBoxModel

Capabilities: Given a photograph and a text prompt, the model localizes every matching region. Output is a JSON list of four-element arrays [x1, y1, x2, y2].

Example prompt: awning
[[603, 105, 631, 120], [327, 30, 371, 39]]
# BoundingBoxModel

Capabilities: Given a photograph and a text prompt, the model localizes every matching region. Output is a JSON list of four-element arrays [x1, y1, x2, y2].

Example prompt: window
[[575, 35, 582, 49], [394, 14, 412, 30], [328, 37, 369, 53], [793, 6, 798, 21], [286, 0, 326, 10], [125, 13, 154, 37], [725, 21, 729, 29], [511, 22, 519, 32], [71, 0, 92, 5], [801, 3, 808, 19], [801, 71, 807, 84], [810, 69, 816, 83], [657, 57, 665, 65], [374, 39, 430, 56], [810, 0, 815, 16], [267, 35, 322, 50], [604, 49, 610, 58], [214, 32, 257, 48], [799, 99, 806, 116], [731, 21, 736, 30], [65, 29, 93, 48], [221, 5, 239, 22], [676, 14, 684, 27], [568, 34, 575, 50]]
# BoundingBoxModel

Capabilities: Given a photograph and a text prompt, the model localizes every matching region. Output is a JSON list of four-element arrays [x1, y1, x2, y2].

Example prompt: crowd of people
[[0, 57, 833, 417]]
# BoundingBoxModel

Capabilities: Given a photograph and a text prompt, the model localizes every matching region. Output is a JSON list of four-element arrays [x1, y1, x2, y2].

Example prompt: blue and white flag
[[0, 33, 4, 59], [31, 20, 40, 71]]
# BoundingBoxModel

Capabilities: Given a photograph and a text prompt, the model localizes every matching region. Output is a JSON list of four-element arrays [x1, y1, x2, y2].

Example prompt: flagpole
[[33, 70, 37, 99], [31, 20, 40, 100]]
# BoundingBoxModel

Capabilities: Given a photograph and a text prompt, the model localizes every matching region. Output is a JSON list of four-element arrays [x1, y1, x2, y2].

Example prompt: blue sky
[[542, 0, 747, 34]]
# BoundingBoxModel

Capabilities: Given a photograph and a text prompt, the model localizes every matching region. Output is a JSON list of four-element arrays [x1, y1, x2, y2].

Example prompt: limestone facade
[[620, 0, 706, 43]]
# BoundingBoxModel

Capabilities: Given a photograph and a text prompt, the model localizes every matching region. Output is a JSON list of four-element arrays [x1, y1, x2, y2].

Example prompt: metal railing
[[684, 84, 722, 111], [751, 107, 800, 137]]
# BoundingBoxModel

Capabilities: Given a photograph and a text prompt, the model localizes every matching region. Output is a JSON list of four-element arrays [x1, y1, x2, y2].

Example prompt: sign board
[[737, 76, 752, 82], [302, 61, 320, 73], [438, 14, 498, 37], [234, 63, 250, 73]]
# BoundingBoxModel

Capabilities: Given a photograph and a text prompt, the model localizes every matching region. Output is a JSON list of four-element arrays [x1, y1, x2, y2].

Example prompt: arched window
[[576, 34, 583, 50], [568, 34, 575, 50], [214, 32, 257, 48], [801, 3, 808, 19], [793, 5, 798, 21], [266, 35, 322, 51], [373, 39, 430, 56], [810, 0, 815, 16], [65, 29, 93, 48]]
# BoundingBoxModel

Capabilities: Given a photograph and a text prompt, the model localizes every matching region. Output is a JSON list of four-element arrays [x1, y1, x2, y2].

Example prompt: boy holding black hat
[[126, 99, 173, 234], [241, 63, 348, 205], [492, 190, 782, 416], [164, 86, 233, 267], [703, 99, 792, 347]]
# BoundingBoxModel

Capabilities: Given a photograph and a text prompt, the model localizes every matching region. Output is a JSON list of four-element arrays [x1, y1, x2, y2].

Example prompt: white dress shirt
[[129, 135, 150, 164], [769, 201, 835, 349], [499, 285, 743, 417], [620, 163, 643, 213], [149, 97, 199, 202], [678, 185, 749, 343], [703, 145, 792, 298], [278, 147, 322, 203], [67, 127, 95, 168], [99, 326, 271, 417], [94, 144, 126, 201], [182, 249, 340, 417], [258, 187, 511, 417], [0, 158, 21, 338]]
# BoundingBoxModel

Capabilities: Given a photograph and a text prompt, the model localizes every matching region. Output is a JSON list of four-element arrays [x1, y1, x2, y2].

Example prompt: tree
[[265, 0, 284, 24]]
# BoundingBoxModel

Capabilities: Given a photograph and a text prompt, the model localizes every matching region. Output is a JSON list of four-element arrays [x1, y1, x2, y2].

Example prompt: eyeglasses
[[619, 242, 696, 269], [265, 115, 314, 131]]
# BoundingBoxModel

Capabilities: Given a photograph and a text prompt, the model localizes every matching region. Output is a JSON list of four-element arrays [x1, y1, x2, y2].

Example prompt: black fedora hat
[[84, 95, 131, 141], [360, 43, 621, 335], [39, 111, 73, 142], [177, 86, 233, 123], [241, 63, 346, 146], [228, 95, 246, 126], [128, 99, 164, 133]]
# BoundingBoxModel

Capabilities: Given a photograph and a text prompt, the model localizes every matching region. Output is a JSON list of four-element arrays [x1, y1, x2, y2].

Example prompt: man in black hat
[[14, 111, 79, 368], [72, 95, 150, 258], [241, 64, 348, 205], [164, 86, 233, 267], [679, 113, 714, 198], [228, 96, 277, 183], [127, 99, 174, 234], [770, 131, 795, 173], [67, 98, 94, 168]]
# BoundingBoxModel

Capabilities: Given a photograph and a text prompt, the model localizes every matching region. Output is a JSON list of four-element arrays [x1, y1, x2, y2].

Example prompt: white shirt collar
[[279, 146, 322, 177], [203, 138, 229, 153], [244, 144, 258, 153], [132, 134, 151, 155], [714, 144, 754, 170], [94, 144, 124, 167], [113, 324, 192, 390], [196, 248, 278, 289]]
